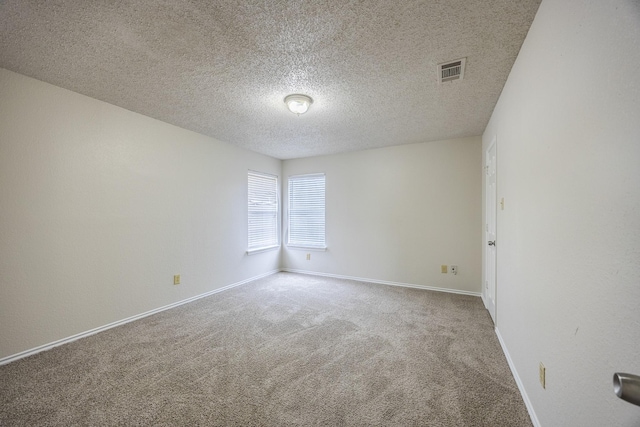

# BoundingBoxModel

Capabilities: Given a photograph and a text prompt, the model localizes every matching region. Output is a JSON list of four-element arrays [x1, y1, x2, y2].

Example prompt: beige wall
[[482, 1, 640, 425], [283, 137, 482, 294], [0, 69, 281, 360]]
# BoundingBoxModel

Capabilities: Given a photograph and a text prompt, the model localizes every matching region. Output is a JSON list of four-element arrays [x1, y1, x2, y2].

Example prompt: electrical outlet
[[450, 265, 458, 275], [306, 253, 311, 261], [539, 363, 546, 389], [173, 275, 180, 285], [441, 265, 448, 274]]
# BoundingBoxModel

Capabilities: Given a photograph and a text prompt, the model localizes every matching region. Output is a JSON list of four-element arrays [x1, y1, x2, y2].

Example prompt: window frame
[[287, 173, 326, 250]]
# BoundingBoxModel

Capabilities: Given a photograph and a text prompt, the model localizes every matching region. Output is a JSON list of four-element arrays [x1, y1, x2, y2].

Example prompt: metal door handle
[[488, 241, 496, 246], [614, 373, 640, 407]]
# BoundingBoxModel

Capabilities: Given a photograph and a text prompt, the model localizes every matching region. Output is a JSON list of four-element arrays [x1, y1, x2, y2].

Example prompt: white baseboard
[[0, 269, 280, 366], [1, 268, 479, 366], [282, 268, 481, 297], [495, 327, 541, 427]]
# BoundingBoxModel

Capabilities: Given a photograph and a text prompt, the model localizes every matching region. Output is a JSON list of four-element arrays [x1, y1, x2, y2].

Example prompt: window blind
[[248, 171, 278, 251], [288, 173, 326, 249]]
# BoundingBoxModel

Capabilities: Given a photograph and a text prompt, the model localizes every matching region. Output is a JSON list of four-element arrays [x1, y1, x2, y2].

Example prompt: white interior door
[[484, 138, 497, 323]]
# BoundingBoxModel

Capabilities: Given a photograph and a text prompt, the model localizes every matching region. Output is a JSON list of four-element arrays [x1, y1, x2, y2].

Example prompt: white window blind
[[288, 173, 326, 249], [248, 171, 278, 252]]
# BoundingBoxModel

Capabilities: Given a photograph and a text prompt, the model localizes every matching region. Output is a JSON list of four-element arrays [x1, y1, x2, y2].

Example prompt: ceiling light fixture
[[284, 94, 313, 115]]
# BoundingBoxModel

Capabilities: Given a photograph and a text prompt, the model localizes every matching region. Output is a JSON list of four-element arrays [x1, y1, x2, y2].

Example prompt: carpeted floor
[[0, 272, 532, 426]]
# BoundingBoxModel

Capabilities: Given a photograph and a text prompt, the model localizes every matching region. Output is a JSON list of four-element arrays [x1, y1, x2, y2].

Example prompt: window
[[247, 171, 278, 253], [288, 173, 326, 249]]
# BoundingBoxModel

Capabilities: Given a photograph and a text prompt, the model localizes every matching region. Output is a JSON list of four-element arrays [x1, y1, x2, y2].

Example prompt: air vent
[[438, 58, 466, 83]]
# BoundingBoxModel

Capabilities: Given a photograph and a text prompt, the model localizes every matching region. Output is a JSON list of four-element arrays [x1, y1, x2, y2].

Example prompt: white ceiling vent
[[438, 58, 466, 83]]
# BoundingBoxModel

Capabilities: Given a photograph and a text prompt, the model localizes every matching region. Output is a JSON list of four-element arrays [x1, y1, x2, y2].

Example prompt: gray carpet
[[0, 272, 532, 426]]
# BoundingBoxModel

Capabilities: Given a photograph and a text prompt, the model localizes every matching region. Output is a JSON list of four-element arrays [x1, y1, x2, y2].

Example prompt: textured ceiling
[[0, 0, 541, 159]]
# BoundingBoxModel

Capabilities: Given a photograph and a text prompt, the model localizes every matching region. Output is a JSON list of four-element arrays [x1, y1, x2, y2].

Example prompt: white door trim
[[483, 136, 497, 323]]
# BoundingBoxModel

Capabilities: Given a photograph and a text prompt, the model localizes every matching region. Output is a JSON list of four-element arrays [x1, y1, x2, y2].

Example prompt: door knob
[[614, 373, 640, 407], [488, 241, 496, 246]]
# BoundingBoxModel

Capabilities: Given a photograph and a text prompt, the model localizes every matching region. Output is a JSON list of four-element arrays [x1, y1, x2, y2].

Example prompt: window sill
[[286, 245, 327, 252], [246, 245, 280, 255]]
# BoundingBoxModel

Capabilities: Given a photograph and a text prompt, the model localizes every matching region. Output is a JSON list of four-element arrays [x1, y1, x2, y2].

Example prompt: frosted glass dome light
[[285, 94, 313, 115]]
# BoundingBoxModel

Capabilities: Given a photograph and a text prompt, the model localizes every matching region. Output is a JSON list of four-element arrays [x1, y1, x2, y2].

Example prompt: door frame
[[483, 136, 497, 323]]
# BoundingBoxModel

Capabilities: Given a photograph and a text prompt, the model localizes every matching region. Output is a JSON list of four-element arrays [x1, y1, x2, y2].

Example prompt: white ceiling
[[0, 0, 541, 160]]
